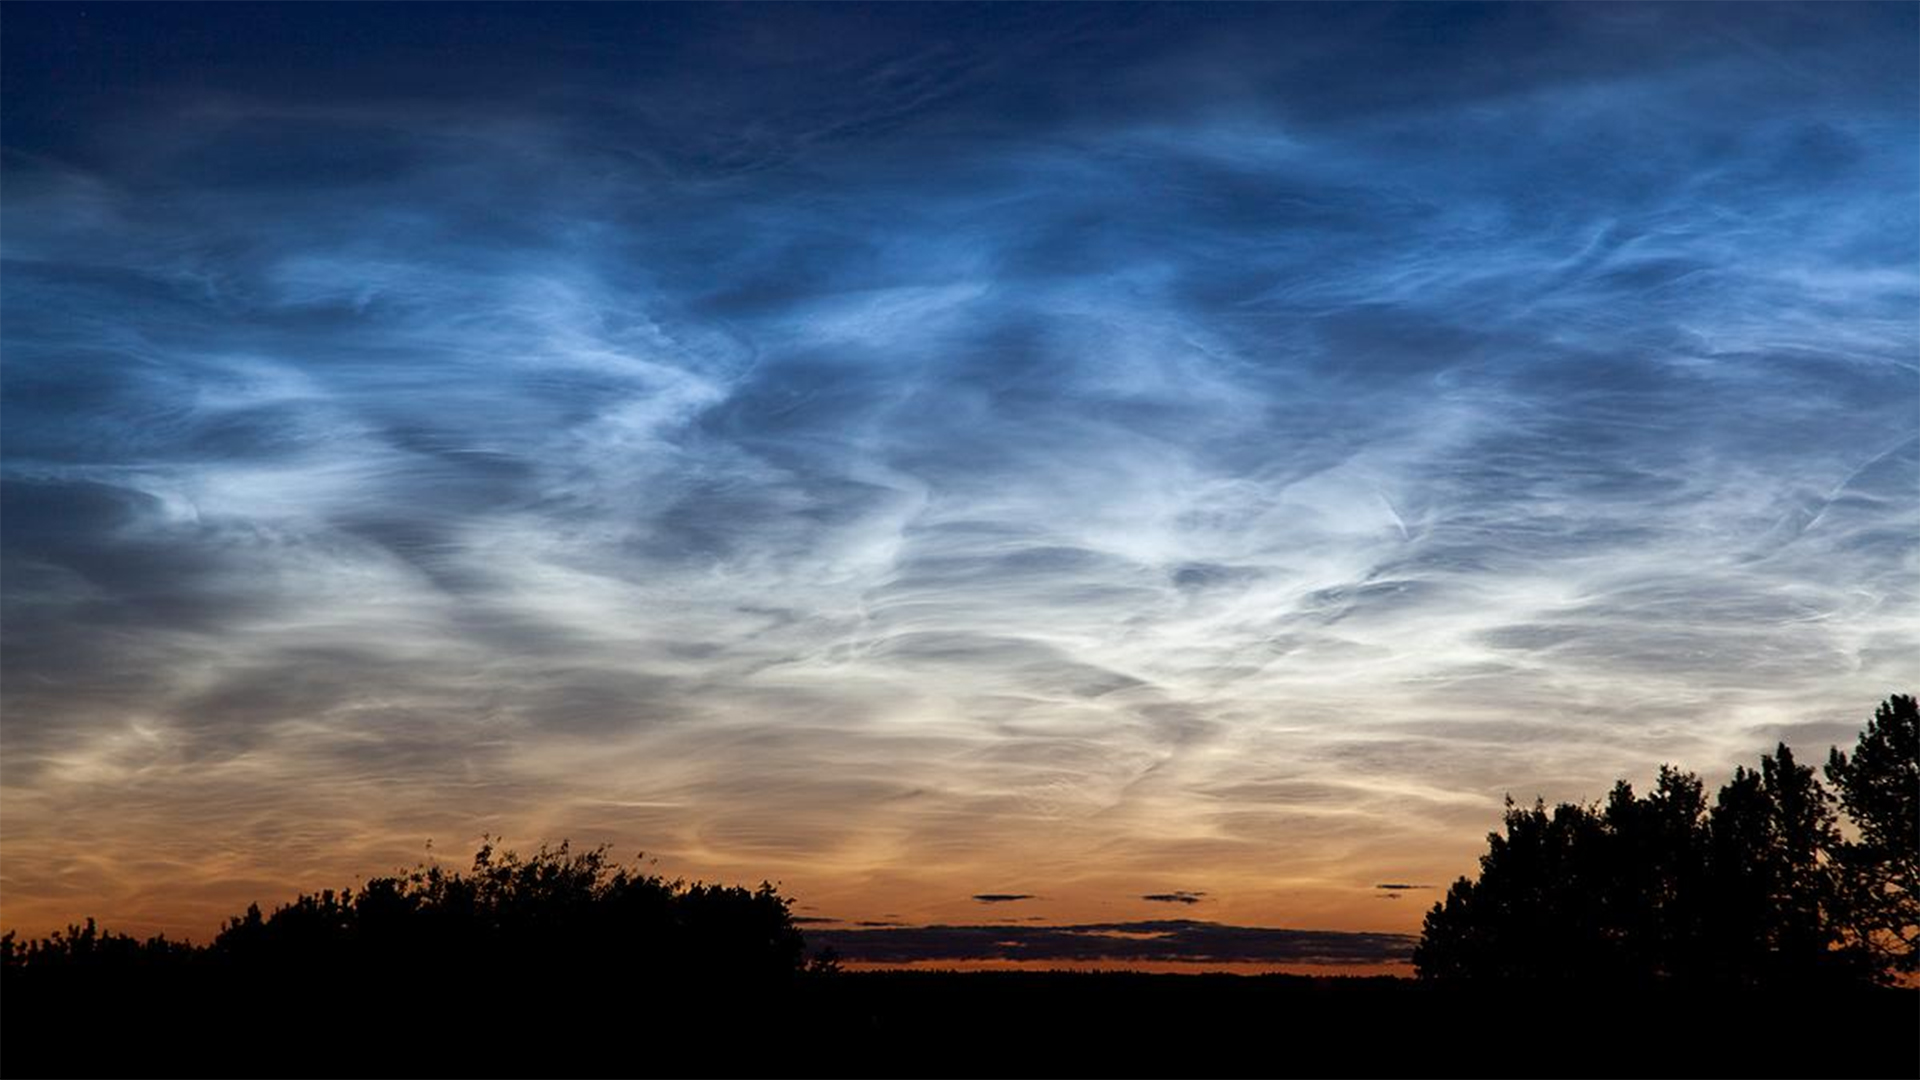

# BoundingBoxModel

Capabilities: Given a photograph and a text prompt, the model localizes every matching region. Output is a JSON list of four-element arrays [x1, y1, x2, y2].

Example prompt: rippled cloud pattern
[[3, 4, 1914, 942]]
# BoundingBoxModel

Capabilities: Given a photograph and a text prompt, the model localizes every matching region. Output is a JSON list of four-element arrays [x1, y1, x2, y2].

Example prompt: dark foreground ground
[[5, 970, 1914, 1078]]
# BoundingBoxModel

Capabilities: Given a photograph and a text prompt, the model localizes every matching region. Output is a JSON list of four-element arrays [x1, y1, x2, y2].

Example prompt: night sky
[[3, 3, 1915, 964]]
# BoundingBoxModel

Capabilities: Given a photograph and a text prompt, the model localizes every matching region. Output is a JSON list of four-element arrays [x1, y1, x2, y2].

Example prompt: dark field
[[5, 969, 1914, 1078]]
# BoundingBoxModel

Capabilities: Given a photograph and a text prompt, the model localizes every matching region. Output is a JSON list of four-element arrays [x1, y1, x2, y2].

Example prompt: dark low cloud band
[[807, 919, 1415, 966]]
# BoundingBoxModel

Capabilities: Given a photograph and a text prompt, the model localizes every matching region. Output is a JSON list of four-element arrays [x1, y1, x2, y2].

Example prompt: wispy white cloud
[[2, 3, 1913, 943]]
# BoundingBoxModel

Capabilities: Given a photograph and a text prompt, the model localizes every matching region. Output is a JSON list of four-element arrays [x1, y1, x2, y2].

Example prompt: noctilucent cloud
[[3, 4, 1915, 958]]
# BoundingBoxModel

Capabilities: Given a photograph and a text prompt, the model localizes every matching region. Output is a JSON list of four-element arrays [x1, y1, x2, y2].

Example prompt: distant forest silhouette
[[3, 695, 1914, 1078]]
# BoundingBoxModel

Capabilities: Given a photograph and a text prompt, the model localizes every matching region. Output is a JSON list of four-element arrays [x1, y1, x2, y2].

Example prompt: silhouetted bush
[[199, 840, 806, 990], [1416, 694, 1918, 984], [2, 842, 811, 1076]]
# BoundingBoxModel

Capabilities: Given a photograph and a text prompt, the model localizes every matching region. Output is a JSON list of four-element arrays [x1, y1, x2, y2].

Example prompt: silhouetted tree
[[1703, 743, 1859, 982], [189, 839, 809, 992], [2, 841, 813, 1075], [1418, 695, 1913, 985], [1413, 769, 1721, 982], [0, 917, 192, 977], [1412, 797, 1615, 980], [1599, 766, 1711, 978], [1826, 694, 1919, 978]]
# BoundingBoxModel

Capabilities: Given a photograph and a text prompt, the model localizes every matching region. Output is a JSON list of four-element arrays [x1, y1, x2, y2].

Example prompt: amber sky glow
[[2, 4, 1916, 965]]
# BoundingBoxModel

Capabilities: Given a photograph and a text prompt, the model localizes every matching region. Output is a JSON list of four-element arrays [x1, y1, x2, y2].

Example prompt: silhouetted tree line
[[2, 841, 816, 1076], [1416, 694, 1917, 984], [4, 840, 807, 984]]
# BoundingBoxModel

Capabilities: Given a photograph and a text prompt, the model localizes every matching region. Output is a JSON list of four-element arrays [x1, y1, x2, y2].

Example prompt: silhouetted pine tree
[[1826, 694, 1919, 979]]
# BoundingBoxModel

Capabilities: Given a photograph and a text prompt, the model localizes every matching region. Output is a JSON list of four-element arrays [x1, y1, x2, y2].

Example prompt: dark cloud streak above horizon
[[806, 918, 1415, 966]]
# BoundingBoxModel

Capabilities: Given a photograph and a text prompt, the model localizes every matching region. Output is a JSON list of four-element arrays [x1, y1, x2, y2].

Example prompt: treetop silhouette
[[1416, 694, 1918, 984], [4, 839, 808, 989]]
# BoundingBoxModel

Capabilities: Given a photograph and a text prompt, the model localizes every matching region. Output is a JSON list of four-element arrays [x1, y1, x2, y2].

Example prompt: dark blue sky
[[3, 3, 1915, 951]]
